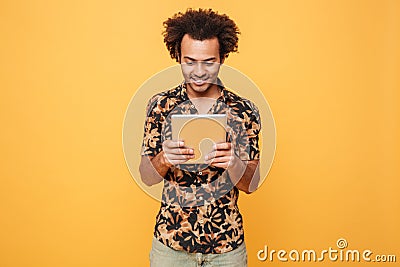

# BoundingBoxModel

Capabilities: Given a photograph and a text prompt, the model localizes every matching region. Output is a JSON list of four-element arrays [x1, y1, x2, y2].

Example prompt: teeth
[[193, 80, 206, 84]]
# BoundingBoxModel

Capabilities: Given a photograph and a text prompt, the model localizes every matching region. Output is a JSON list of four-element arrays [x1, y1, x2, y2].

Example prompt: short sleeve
[[236, 100, 261, 161], [141, 96, 163, 157]]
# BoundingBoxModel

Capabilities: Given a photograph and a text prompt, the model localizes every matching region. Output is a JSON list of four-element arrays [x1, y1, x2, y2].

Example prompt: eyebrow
[[183, 56, 216, 62]]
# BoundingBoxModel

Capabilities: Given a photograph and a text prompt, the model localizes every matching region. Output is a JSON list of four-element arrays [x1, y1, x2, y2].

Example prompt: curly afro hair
[[163, 8, 240, 62]]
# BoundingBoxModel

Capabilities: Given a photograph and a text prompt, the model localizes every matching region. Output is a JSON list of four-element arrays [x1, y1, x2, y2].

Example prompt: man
[[139, 8, 261, 267]]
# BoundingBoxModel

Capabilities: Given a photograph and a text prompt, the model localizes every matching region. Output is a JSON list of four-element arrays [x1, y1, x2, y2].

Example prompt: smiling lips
[[191, 78, 208, 86]]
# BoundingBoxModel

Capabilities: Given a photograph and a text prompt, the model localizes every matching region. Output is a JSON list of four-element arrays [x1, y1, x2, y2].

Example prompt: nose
[[193, 62, 206, 78]]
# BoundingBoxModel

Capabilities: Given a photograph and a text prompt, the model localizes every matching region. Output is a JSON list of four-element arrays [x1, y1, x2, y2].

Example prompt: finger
[[205, 150, 231, 161], [206, 157, 230, 166], [166, 147, 194, 156], [207, 156, 232, 164], [164, 140, 186, 149], [163, 139, 193, 154], [204, 150, 216, 161], [213, 142, 232, 150], [165, 153, 195, 161], [178, 147, 194, 155], [209, 162, 229, 169]]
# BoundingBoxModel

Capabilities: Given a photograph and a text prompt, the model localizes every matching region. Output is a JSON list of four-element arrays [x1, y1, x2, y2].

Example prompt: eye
[[204, 62, 214, 67], [186, 62, 194, 66]]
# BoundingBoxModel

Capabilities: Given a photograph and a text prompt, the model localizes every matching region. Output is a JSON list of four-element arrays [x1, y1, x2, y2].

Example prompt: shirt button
[[190, 104, 195, 108], [199, 196, 203, 200], [199, 218, 204, 224], [198, 171, 202, 175]]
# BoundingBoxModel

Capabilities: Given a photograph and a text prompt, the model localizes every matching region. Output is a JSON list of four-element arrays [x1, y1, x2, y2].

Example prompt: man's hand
[[205, 142, 260, 194], [204, 142, 238, 169], [162, 140, 194, 166], [140, 140, 194, 186]]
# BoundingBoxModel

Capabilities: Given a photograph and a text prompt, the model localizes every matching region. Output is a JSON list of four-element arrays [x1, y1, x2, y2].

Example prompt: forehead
[[180, 34, 220, 59]]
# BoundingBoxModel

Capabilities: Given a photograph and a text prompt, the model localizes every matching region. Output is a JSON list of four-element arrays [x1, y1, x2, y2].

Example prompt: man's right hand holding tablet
[[139, 139, 194, 186], [162, 140, 195, 166]]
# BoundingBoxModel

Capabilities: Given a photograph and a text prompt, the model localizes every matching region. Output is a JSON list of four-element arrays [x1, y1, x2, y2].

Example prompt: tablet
[[171, 114, 227, 164]]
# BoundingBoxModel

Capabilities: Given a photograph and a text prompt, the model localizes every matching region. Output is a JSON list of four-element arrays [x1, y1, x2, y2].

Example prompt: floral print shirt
[[141, 81, 261, 254]]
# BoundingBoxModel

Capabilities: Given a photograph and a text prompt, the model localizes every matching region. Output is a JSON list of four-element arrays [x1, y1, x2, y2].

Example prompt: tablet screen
[[171, 114, 227, 164]]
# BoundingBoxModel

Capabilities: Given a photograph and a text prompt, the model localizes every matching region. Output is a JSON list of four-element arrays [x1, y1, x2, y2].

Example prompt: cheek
[[180, 68, 191, 78], [209, 68, 220, 77]]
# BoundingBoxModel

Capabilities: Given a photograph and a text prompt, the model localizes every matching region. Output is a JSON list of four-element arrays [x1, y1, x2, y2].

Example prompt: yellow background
[[1, 0, 399, 266]]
